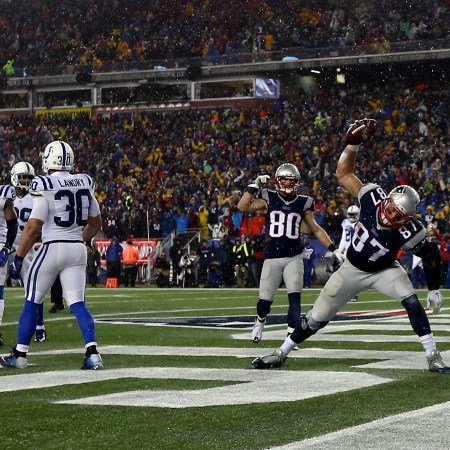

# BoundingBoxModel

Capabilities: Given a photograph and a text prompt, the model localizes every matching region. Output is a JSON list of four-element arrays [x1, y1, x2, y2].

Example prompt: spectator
[[122, 240, 139, 287], [196, 239, 214, 287], [214, 238, 234, 287], [86, 242, 101, 288], [169, 237, 184, 286], [105, 237, 123, 285]]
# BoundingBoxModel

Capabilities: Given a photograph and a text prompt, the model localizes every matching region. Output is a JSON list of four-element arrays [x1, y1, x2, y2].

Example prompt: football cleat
[[0, 334, 4, 347], [350, 295, 358, 302], [427, 350, 450, 374], [252, 348, 286, 370], [34, 329, 47, 342], [252, 318, 265, 343], [0, 352, 27, 369], [81, 353, 104, 370]]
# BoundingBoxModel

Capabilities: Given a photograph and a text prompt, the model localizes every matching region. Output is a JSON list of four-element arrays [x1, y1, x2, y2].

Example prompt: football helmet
[[274, 163, 301, 196], [42, 140, 74, 174], [11, 162, 35, 189], [347, 205, 360, 223], [378, 185, 419, 229]]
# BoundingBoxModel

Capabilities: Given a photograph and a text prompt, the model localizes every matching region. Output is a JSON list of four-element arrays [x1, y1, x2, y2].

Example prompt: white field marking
[[233, 329, 450, 343], [20, 345, 450, 371], [0, 367, 386, 407], [54, 369, 390, 408], [269, 401, 450, 450]]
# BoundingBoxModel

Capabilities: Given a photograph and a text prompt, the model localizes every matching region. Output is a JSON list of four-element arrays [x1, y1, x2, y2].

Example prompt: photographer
[[178, 253, 194, 287], [154, 253, 170, 287]]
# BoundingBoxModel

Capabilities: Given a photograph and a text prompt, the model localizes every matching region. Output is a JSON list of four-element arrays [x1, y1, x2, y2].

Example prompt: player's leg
[[49, 276, 64, 313], [1, 245, 56, 368], [0, 263, 9, 345], [59, 243, 103, 370], [284, 254, 304, 332], [34, 302, 46, 342], [252, 258, 284, 343], [252, 260, 363, 369], [371, 261, 450, 373]]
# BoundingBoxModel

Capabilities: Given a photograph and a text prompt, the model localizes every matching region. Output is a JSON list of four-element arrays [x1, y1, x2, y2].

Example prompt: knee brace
[[256, 299, 272, 319], [290, 310, 329, 344], [401, 294, 431, 337]]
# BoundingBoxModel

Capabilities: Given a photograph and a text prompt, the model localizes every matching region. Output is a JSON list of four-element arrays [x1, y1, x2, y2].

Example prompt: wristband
[[245, 186, 259, 196], [347, 144, 360, 152], [328, 244, 336, 252]]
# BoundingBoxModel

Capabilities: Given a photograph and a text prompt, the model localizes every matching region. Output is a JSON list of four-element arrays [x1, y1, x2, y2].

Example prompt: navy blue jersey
[[346, 184, 426, 272], [263, 189, 314, 259]]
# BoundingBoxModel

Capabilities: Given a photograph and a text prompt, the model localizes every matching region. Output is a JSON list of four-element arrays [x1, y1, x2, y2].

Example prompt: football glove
[[0, 245, 11, 267], [426, 290, 443, 314], [333, 249, 345, 265], [247, 175, 270, 195], [9, 256, 24, 279]]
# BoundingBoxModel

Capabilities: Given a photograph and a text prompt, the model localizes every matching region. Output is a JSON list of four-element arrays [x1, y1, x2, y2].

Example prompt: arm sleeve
[[89, 196, 101, 217], [29, 195, 49, 222], [412, 240, 441, 290]]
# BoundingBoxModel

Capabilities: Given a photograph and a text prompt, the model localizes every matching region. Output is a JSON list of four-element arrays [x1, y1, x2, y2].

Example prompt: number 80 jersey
[[29, 173, 96, 243], [346, 183, 426, 272], [263, 190, 314, 259]]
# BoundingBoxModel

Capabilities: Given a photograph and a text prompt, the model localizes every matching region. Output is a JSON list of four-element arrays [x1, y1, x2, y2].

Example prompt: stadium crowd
[[0, 76, 449, 245], [0, 0, 449, 76]]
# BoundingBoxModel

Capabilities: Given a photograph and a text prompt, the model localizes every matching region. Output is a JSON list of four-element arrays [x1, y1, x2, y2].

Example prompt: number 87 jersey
[[29, 173, 97, 243], [346, 183, 426, 272]]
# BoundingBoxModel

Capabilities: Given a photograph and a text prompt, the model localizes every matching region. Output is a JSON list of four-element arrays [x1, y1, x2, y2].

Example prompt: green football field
[[0, 286, 450, 450]]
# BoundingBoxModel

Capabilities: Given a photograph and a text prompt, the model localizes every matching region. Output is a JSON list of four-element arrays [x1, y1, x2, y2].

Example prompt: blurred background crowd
[[0, 0, 449, 287], [0, 0, 449, 76]]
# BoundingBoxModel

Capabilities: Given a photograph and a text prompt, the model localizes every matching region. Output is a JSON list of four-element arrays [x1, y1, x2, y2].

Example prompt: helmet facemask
[[378, 197, 412, 229], [275, 163, 301, 196], [347, 205, 360, 223], [378, 185, 420, 229], [11, 162, 35, 190]]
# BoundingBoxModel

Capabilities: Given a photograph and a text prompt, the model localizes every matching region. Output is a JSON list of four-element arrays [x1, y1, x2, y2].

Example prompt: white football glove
[[247, 175, 270, 194], [254, 175, 270, 189], [426, 290, 444, 314], [333, 249, 345, 265]]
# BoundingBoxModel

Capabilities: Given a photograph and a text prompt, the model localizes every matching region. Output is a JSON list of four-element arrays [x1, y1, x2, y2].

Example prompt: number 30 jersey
[[29, 172, 99, 243], [263, 189, 314, 259], [346, 183, 426, 272]]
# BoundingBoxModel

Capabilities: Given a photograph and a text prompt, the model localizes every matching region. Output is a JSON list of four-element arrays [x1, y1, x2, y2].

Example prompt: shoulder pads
[[0, 184, 16, 200]]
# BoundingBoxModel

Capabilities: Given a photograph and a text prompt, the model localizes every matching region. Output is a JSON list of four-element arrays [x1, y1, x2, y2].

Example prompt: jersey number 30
[[54, 189, 91, 227]]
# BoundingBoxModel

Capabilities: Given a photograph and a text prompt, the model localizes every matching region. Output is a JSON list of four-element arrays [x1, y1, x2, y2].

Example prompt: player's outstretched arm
[[337, 119, 377, 197]]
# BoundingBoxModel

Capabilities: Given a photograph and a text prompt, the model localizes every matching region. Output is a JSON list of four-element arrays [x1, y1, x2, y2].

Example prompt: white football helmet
[[11, 162, 35, 189], [274, 163, 301, 195], [42, 140, 74, 174], [378, 185, 419, 229], [347, 205, 360, 223]]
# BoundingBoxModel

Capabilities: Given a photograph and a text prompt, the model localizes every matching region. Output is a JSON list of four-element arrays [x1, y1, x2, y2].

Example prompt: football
[[345, 119, 377, 145]]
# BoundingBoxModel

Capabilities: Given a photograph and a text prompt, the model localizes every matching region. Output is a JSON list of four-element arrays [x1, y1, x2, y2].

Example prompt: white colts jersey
[[29, 173, 96, 243], [338, 218, 356, 255], [14, 193, 33, 247], [0, 185, 16, 245]]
